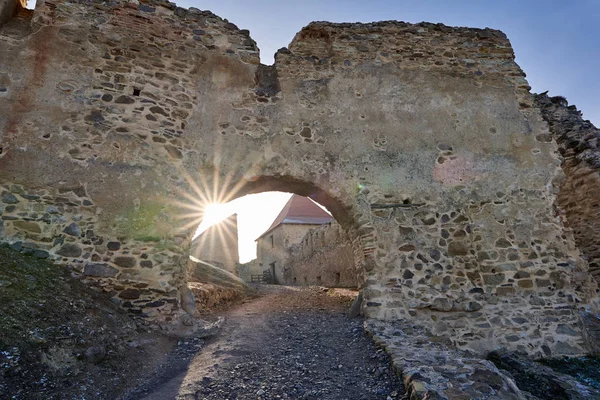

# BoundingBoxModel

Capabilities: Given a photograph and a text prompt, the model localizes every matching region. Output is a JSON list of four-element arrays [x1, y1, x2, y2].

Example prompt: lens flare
[[194, 203, 234, 239]]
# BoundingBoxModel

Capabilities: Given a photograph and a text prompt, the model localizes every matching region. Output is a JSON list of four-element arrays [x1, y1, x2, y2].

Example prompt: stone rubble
[[366, 319, 527, 399], [488, 349, 600, 400], [138, 286, 405, 400]]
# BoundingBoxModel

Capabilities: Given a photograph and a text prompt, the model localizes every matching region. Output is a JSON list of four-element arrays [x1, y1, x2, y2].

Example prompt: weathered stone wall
[[283, 221, 358, 287], [191, 214, 239, 274], [256, 224, 285, 283], [535, 94, 600, 283], [0, 0, 598, 355], [256, 223, 324, 283], [0, 0, 261, 328], [237, 258, 260, 283]]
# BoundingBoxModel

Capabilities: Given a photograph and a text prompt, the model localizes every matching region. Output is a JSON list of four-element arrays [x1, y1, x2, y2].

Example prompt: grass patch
[[0, 244, 65, 348]]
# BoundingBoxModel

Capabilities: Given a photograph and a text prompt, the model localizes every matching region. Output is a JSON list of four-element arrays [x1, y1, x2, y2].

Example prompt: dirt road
[[128, 286, 403, 400]]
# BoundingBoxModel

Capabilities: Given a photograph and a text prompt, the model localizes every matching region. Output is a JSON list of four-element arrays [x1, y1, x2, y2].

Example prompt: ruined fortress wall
[[0, 0, 261, 325], [284, 221, 357, 287], [277, 21, 599, 356], [257, 223, 323, 284], [535, 94, 600, 282], [0, 0, 597, 355]]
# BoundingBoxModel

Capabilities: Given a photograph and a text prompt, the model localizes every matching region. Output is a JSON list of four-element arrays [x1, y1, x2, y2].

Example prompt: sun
[[193, 203, 233, 239], [204, 203, 224, 217]]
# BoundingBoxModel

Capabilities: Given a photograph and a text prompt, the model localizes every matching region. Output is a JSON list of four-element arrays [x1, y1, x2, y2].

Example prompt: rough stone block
[[84, 263, 119, 277]]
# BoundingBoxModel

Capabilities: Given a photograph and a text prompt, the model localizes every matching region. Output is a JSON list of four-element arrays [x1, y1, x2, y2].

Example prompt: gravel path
[[132, 286, 404, 400]]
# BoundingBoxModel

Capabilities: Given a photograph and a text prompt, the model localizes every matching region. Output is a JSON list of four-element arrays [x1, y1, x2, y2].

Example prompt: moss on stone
[[117, 202, 171, 240], [134, 235, 162, 242]]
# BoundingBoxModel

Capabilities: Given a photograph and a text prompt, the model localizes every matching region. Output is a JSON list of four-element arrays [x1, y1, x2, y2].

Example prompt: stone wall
[[237, 258, 260, 283], [283, 221, 358, 287], [256, 223, 324, 284], [0, 0, 598, 355], [256, 224, 285, 283], [0, 181, 186, 322], [535, 94, 600, 283]]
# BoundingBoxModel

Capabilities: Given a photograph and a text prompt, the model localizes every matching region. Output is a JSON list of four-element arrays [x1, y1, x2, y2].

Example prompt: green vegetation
[[0, 245, 150, 399], [0, 244, 65, 348], [133, 235, 162, 242], [117, 201, 172, 240]]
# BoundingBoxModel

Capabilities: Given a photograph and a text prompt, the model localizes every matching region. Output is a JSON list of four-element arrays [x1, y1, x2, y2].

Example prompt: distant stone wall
[[237, 258, 260, 282], [256, 223, 323, 284], [283, 221, 357, 287], [191, 214, 239, 274], [256, 224, 287, 284]]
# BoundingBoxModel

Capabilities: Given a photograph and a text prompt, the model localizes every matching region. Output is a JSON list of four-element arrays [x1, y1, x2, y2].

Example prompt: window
[[270, 235, 273, 248]]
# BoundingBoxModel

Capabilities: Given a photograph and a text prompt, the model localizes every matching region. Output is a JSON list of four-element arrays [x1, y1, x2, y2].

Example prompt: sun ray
[[178, 178, 212, 205], [178, 218, 211, 233], [174, 211, 206, 220], [170, 200, 207, 212]]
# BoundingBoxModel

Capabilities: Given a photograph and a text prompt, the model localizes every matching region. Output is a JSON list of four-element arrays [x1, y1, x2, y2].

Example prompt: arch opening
[[184, 175, 363, 296]]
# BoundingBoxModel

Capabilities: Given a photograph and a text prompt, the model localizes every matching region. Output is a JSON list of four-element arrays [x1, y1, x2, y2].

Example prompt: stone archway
[[183, 174, 371, 283], [1, 0, 598, 356], [181, 176, 369, 318]]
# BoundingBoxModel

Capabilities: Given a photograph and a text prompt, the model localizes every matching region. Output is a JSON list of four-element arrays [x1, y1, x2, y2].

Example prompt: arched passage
[[180, 174, 370, 289], [176, 174, 372, 324]]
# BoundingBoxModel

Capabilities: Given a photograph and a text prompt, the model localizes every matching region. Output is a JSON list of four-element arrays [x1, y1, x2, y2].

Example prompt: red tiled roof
[[256, 194, 332, 240]]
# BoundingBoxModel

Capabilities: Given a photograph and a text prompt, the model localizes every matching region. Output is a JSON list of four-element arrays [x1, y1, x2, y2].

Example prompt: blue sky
[[177, 0, 599, 125]]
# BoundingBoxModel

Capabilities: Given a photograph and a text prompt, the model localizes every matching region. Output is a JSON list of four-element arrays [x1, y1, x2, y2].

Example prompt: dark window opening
[[133, 88, 141, 96], [270, 262, 276, 284]]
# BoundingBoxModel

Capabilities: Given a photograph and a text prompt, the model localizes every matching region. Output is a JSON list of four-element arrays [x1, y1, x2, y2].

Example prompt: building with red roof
[[255, 194, 332, 283]]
